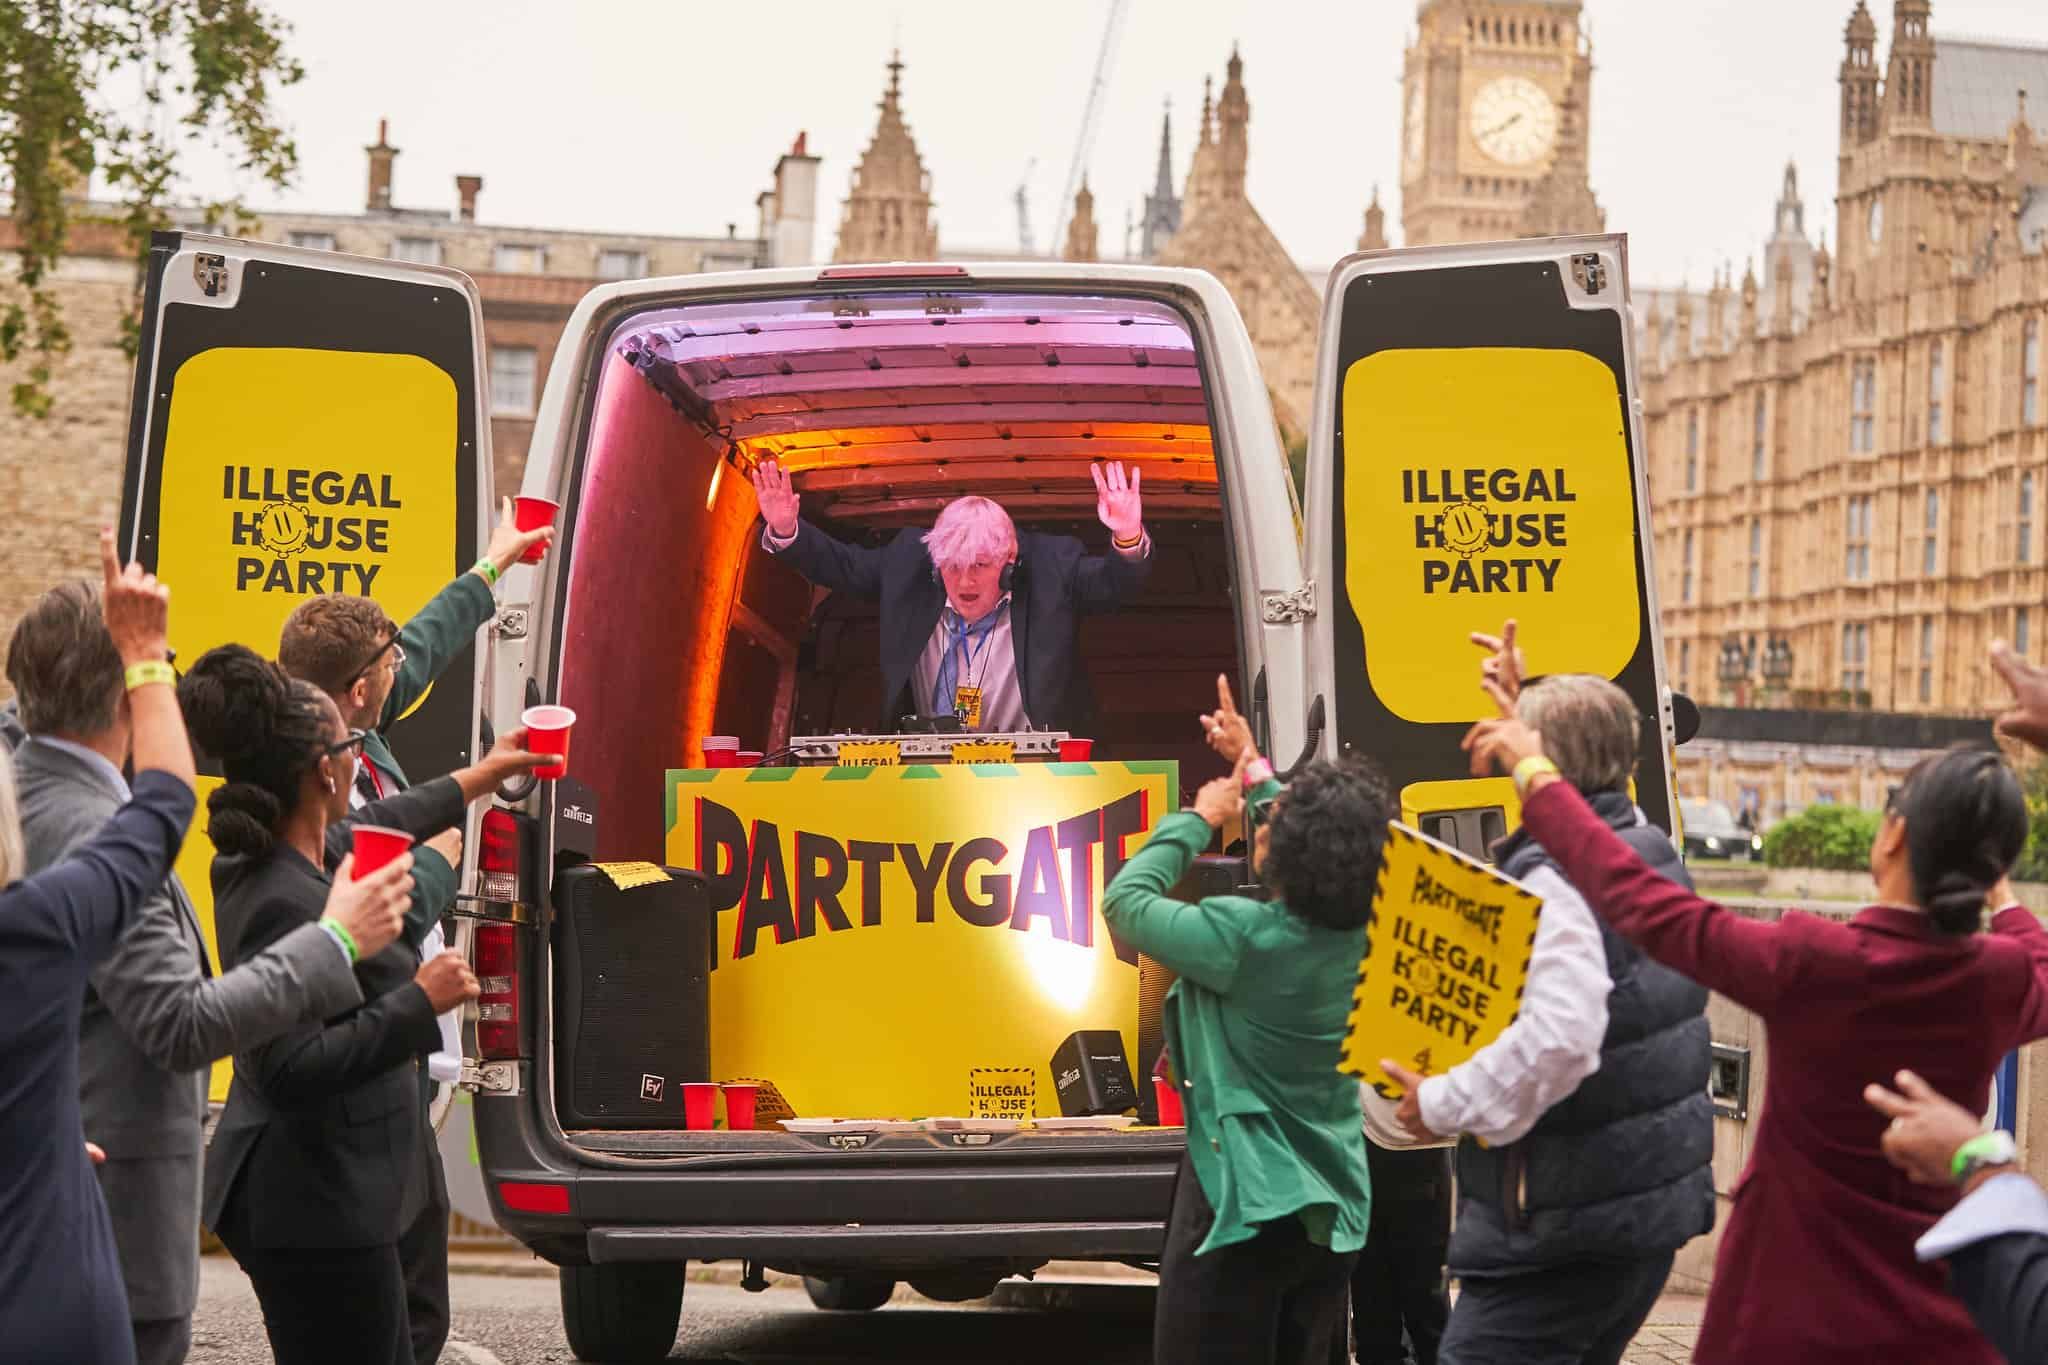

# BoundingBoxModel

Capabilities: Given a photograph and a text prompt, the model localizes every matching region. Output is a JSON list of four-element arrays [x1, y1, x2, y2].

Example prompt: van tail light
[[475, 922, 523, 1060], [476, 806, 525, 904]]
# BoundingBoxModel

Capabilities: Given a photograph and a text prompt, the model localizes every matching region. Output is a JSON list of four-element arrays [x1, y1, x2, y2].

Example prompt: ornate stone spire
[[1140, 99, 1182, 258], [1773, 252, 1796, 334], [1884, 0, 1935, 131], [1514, 76, 1605, 238], [831, 49, 939, 263], [1358, 185, 1389, 252], [1840, 2, 1881, 150], [1063, 178, 1100, 262], [1185, 75, 1219, 221], [1740, 259, 1760, 338], [1216, 45, 1249, 199]]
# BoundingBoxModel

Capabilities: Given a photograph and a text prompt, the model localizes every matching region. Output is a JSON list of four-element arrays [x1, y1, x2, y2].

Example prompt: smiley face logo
[[1436, 501, 1491, 559], [1410, 958, 1442, 996], [257, 500, 310, 558]]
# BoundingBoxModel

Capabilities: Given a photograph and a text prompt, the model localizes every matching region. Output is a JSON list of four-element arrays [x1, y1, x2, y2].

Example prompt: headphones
[[933, 559, 1016, 593]]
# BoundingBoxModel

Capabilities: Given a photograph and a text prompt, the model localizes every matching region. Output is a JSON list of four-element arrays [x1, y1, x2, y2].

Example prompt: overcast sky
[[170, 0, 2047, 288]]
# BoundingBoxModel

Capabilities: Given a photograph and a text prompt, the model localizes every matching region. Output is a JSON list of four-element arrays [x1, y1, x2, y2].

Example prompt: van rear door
[[1302, 235, 1676, 857], [117, 232, 493, 1096]]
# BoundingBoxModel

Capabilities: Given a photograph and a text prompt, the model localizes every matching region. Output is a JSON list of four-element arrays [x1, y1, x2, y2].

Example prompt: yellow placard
[[592, 861, 670, 890], [153, 347, 462, 1100], [1344, 822, 1543, 1100], [969, 1067, 1036, 1120], [665, 763, 1173, 1119], [836, 741, 900, 767], [951, 741, 1015, 765], [1342, 347, 1641, 723]]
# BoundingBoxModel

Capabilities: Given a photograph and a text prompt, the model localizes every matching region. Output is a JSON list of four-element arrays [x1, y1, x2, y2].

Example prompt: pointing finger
[[1217, 674, 1238, 716], [1480, 674, 1518, 718], [1863, 1082, 1911, 1118], [1892, 1069, 1939, 1103]]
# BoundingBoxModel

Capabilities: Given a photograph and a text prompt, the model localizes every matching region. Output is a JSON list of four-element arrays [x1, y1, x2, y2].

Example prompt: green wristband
[[1952, 1131, 2016, 1183], [472, 557, 500, 585], [320, 916, 359, 964]]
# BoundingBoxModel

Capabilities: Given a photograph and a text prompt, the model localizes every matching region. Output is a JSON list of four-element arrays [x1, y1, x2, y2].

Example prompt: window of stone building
[[1679, 639, 1691, 691], [2022, 472, 2035, 565], [1927, 342, 1944, 446], [597, 248, 647, 280], [1919, 616, 1935, 703], [495, 243, 546, 273], [1844, 495, 1872, 581], [1685, 411, 1699, 491], [391, 236, 442, 266], [2026, 319, 2041, 426], [2019, 607, 2034, 660], [1841, 621, 1868, 694], [489, 346, 537, 417], [1850, 358, 1877, 452], [1924, 489, 1940, 575], [1748, 518, 1763, 597], [288, 230, 337, 252], [1751, 392, 1766, 481], [1682, 528, 1695, 603]]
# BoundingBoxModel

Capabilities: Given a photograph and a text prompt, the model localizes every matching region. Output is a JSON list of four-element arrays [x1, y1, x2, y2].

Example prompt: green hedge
[[1761, 804, 1882, 871], [2018, 762, 2048, 884]]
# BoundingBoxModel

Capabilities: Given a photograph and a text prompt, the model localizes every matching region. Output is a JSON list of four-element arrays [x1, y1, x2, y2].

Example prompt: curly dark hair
[[1262, 755, 1393, 931], [176, 644, 335, 858]]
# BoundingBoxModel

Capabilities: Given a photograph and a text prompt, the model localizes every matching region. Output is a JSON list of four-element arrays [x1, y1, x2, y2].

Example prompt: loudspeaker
[[552, 864, 713, 1129], [1052, 1030, 1138, 1116], [1136, 855, 1249, 1121]]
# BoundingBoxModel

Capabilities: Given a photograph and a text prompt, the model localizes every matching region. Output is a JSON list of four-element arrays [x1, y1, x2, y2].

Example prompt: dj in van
[[749, 457, 1152, 734]]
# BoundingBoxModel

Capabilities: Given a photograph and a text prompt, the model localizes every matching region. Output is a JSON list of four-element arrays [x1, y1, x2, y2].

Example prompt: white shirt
[[1412, 861, 1614, 1146], [350, 765, 463, 1084], [1918, 1170, 2048, 1261], [913, 601, 1028, 732]]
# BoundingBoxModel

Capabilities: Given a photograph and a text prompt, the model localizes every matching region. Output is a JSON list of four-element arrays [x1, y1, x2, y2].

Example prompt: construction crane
[[1046, 0, 1130, 256], [1014, 157, 1038, 255]]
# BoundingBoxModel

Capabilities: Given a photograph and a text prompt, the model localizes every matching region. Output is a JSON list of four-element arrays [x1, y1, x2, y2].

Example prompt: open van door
[[1305, 235, 1676, 853], [116, 232, 493, 1102]]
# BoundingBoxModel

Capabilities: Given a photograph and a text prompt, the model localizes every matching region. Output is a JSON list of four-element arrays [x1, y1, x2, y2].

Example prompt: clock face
[[1867, 197, 1884, 244], [1469, 76, 1558, 167], [1406, 84, 1426, 167]]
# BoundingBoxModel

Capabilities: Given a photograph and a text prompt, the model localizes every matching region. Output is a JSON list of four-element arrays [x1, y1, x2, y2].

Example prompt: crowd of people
[[0, 506, 551, 1365], [1107, 626, 2048, 1365]]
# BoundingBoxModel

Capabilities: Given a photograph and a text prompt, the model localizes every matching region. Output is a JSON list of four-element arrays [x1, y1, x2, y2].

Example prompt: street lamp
[[1717, 637, 1752, 705], [1761, 637, 1794, 699]]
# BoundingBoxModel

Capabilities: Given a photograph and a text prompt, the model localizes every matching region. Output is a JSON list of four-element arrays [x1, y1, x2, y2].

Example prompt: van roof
[[611, 286, 1219, 528]]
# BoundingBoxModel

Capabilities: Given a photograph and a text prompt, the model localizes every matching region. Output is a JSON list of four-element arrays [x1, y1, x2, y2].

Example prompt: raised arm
[[1073, 462, 1153, 609], [751, 457, 888, 598], [384, 574, 495, 728], [1988, 897, 2048, 1039], [1102, 761, 1253, 993]]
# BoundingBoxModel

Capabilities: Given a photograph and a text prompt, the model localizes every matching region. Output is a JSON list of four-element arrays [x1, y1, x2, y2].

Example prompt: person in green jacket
[[274, 495, 550, 1365], [1104, 676, 1390, 1365]]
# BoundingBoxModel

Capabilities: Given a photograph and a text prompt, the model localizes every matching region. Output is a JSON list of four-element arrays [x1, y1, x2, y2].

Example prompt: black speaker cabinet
[[552, 864, 713, 1129], [1136, 855, 1250, 1121]]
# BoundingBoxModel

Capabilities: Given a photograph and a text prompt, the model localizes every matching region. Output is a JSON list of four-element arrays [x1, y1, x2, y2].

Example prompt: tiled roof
[[1932, 37, 2048, 142]]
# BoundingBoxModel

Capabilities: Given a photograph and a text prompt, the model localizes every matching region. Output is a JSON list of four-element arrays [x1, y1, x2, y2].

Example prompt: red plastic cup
[[702, 736, 740, 769], [350, 825, 415, 880], [521, 705, 576, 781], [681, 1082, 718, 1131], [736, 750, 764, 769], [1152, 1076, 1185, 1128], [513, 495, 558, 564], [722, 1083, 758, 1131], [1058, 738, 1094, 762]]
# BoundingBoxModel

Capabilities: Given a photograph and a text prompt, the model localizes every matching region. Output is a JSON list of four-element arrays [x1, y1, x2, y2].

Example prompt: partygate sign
[[1343, 822, 1543, 1101], [1341, 346, 1641, 724], [664, 762, 1176, 1120], [151, 347, 465, 1099]]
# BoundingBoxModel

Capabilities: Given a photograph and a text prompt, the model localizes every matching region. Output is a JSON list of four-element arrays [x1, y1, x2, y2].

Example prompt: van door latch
[[193, 253, 230, 297], [1570, 253, 1607, 295], [459, 1059, 522, 1096], [494, 607, 529, 640], [1260, 581, 1316, 624]]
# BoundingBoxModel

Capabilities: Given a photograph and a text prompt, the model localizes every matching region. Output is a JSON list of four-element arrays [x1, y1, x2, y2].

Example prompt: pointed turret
[[1139, 100, 1182, 259], [831, 50, 940, 263], [1840, 2, 1881, 152], [1184, 75, 1219, 221], [1740, 259, 1760, 338], [1358, 186, 1389, 252], [1514, 75, 1605, 239], [1216, 45, 1250, 200], [1773, 253, 1796, 334], [1884, 0, 1935, 131], [1063, 178, 1100, 262]]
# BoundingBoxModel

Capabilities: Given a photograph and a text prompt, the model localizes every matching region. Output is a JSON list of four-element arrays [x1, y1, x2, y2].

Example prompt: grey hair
[[1517, 674, 1641, 795], [923, 495, 1017, 571], [5, 580, 124, 740], [0, 745, 23, 890]]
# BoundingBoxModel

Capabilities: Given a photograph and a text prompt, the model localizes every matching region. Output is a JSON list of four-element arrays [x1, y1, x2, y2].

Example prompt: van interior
[[549, 283, 1263, 1140]]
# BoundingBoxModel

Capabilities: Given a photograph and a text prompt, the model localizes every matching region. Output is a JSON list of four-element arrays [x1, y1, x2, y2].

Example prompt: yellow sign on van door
[[1343, 822, 1542, 1100], [152, 347, 462, 1099], [664, 763, 1174, 1120], [1341, 347, 1641, 723]]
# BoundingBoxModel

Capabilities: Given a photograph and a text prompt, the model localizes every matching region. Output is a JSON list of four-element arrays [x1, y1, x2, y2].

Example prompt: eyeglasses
[[345, 637, 406, 687], [322, 728, 369, 759]]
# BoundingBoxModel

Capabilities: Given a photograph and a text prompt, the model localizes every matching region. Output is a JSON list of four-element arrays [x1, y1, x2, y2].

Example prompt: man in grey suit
[[5, 581, 411, 1365]]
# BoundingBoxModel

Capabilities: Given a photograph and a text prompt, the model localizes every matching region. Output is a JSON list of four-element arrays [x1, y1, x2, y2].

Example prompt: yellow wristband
[[1512, 755, 1559, 794], [124, 661, 176, 691]]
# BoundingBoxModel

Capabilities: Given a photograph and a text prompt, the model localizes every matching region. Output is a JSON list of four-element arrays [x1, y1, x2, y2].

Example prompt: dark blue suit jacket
[[770, 520, 1151, 733]]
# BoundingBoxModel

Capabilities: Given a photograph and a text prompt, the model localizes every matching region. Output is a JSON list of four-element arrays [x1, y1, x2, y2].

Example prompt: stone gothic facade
[[1650, 0, 2048, 821], [831, 53, 939, 264]]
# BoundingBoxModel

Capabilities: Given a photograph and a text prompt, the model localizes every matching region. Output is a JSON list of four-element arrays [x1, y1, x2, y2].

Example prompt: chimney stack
[[456, 175, 482, 223], [366, 119, 398, 213]]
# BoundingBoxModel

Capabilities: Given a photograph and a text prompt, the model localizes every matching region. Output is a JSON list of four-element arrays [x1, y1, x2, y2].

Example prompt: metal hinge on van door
[[1261, 581, 1316, 624], [459, 1059, 522, 1096], [193, 253, 230, 297], [1570, 253, 1607, 295]]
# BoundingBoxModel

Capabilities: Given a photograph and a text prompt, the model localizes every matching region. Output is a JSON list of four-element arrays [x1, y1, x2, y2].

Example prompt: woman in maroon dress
[[1463, 634, 2048, 1365]]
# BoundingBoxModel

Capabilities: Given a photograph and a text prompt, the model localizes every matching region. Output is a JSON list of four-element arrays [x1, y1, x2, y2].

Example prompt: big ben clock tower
[[1402, 1, 1593, 247]]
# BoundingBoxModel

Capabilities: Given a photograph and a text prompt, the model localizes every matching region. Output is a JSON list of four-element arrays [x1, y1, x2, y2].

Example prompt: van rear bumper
[[589, 1221, 1164, 1264]]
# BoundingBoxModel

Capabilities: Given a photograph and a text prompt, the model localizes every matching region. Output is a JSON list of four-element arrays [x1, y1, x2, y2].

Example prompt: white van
[[121, 233, 1678, 1362]]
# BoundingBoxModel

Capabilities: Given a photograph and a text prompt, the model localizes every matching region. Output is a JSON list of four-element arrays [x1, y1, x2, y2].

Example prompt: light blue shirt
[[35, 735, 130, 801], [1918, 1171, 2048, 1261]]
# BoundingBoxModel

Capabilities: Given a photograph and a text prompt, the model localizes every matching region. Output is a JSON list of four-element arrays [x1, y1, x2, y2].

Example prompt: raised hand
[[1193, 750, 1250, 830], [480, 726, 550, 784], [323, 851, 414, 959], [1092, 461, 1144, 543], [1200, 673, 1258, 765], [100, 526, 170, 664], [1471, 618, 1525, 703], [1991, 640, 2048, 754], [484, 496, 554, 575], [1461, 671, 1546, 780], [751, 459, 801, 539]]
